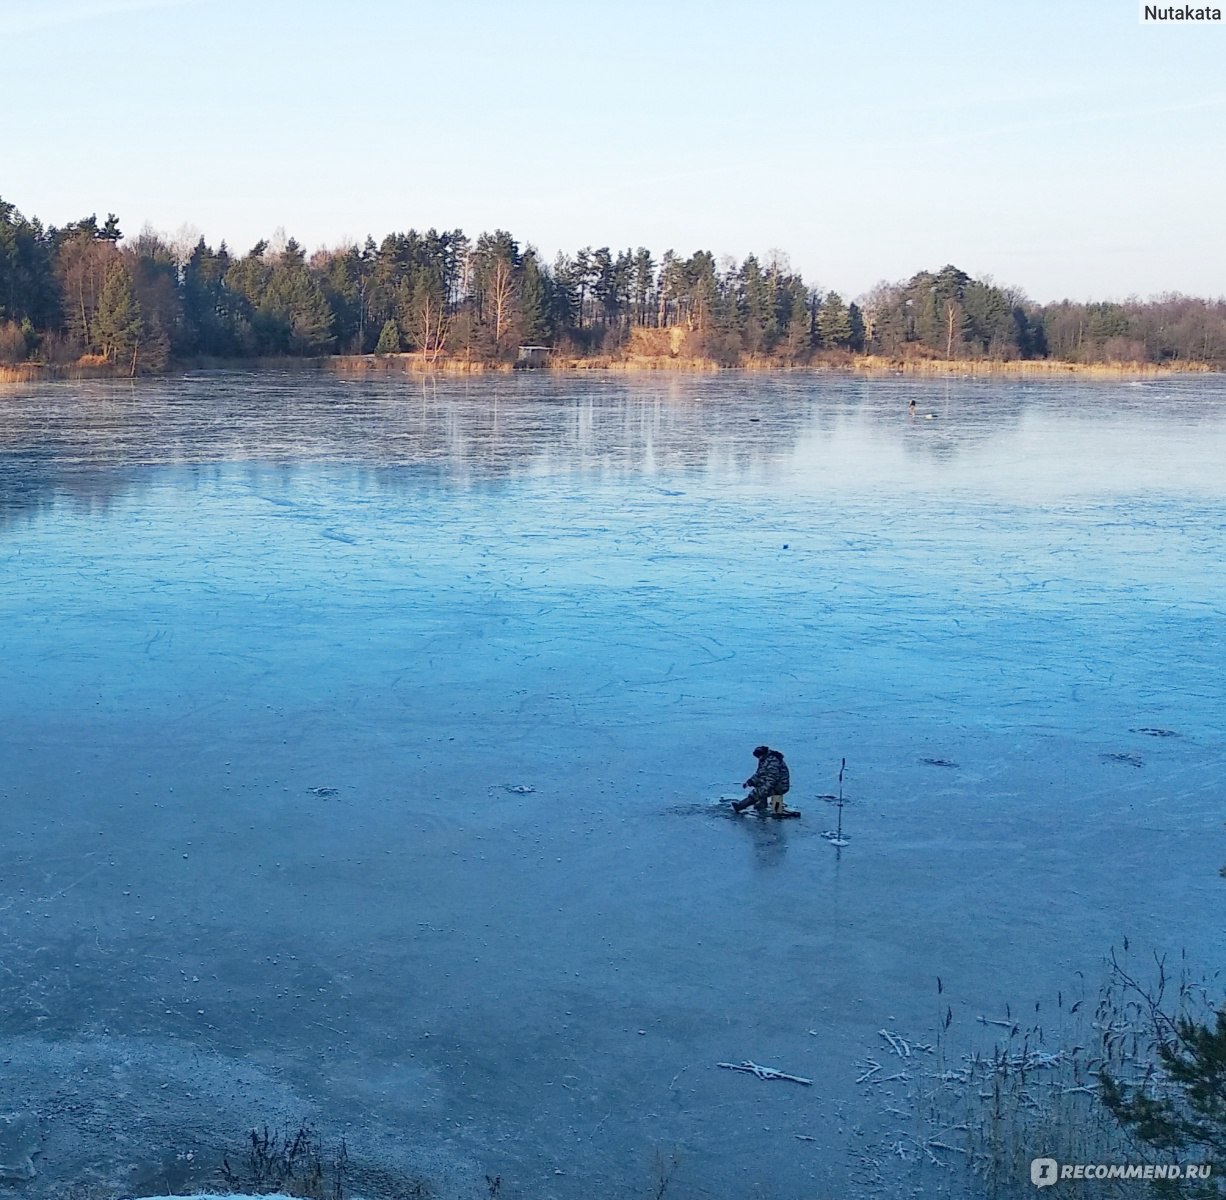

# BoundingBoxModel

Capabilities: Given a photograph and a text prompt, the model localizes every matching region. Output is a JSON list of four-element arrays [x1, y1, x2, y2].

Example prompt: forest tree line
[[2, 196, 1225, 372]]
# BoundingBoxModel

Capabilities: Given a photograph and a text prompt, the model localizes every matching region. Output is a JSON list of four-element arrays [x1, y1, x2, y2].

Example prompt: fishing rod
[[824, 757, 850, 850]]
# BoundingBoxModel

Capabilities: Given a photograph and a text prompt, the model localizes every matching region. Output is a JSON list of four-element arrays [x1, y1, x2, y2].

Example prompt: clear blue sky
[[4, 0, 1223, 303]]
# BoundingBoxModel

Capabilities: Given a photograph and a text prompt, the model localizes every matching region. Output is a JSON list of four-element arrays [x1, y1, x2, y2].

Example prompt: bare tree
[[56, 234, 119, 352], [488, 255, 516, 349], [404, 273, 448, 363], [169, 223, 203, 271]]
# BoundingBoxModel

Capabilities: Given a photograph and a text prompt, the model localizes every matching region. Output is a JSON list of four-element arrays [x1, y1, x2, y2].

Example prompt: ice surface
[[0, 1112, 40, 1181], [0, 371, 1223, 1197]]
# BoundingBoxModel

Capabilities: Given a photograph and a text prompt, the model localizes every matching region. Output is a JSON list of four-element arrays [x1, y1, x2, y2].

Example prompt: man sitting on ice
[[732, 745, 791, 814]]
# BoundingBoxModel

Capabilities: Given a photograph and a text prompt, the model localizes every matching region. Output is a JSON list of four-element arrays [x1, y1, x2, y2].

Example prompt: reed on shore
[[1, 351, 1216, 388]]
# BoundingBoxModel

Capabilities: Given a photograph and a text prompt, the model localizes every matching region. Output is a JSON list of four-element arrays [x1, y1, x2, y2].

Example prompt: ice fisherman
[[731, 745, 791, 814]]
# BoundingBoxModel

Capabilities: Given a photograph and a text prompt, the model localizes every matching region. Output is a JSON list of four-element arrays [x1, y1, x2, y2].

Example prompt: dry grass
[[2, 352, 1216, 385], [852, 354, 1213, 377], [549, 354, 719, 372], [220, 1124, 348, 1199], [0, 363, 41, 383], [327, 353, 512, 375], [857, 948, 1224, 1199], [0, 358, 134, 383]]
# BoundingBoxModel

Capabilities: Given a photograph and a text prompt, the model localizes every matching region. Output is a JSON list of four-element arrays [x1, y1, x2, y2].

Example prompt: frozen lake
[[1, 370, 1223, 1198]]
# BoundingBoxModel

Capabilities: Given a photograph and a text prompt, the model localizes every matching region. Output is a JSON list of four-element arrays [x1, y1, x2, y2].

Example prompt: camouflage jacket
[[746, 750, 790, 795]]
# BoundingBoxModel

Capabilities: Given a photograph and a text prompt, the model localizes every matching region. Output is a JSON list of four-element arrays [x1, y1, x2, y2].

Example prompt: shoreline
[[0, 352, 1216, 387]]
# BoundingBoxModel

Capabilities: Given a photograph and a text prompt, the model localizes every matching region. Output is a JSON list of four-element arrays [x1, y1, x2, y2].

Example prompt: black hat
[[752, 745, 770, 758]]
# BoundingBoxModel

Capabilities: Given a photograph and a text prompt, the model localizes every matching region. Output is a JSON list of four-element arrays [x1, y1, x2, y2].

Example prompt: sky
[[2, 0, 1223, 303]]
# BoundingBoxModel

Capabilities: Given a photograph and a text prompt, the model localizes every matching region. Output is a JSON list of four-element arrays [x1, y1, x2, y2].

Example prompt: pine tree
[[631, 247, 655, 327], [260, 261, 334, 355], [93, 259, 143, 369], [782, 288, 813, 359], [848, 302, 866, 352], [816, 291, 852, 349], [0, 198, 60, 332], [375, 319, 401, 353], [738, 255, 778, 355], [316, 245, 368, 353], [1098, 957, 1226, 1194], [549, 253, 580, 335], [470, 230, 520, 348], [686, 251, 719, 333], [657, 251, 686, 328], [183, 238, 237, 356], [519, 251, 552, 344]]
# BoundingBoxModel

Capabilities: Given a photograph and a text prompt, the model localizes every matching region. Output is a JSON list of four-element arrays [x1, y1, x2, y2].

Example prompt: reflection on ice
[[0, 370, 1224, 1198]]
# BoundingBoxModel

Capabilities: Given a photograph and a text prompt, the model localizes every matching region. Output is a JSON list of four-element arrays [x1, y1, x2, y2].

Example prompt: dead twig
[[717, 1060, 812, 1085], [856, 1058, 883, 1084]]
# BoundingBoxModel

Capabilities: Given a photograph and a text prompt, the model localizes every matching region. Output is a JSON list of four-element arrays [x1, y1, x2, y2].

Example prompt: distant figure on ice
[[732, 745, 791, 814]]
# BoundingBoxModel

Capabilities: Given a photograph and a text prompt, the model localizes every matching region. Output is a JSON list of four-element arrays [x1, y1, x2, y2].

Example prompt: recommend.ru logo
[[1031, 1157, 1214, 1186], [1031, 1158, 1058, 1188]]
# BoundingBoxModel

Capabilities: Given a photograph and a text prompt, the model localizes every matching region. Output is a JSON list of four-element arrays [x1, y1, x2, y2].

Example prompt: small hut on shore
[[516, 345, 550, 368]]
